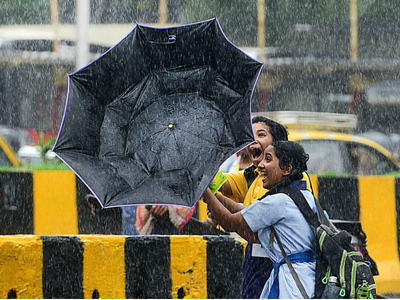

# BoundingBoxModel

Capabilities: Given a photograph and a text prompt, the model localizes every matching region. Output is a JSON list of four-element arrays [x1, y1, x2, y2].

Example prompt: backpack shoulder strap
[[280, 186, 321, 228]]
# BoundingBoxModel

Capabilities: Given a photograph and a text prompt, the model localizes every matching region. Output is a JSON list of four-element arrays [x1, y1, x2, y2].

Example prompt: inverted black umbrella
[[53, 18, 263, 208]]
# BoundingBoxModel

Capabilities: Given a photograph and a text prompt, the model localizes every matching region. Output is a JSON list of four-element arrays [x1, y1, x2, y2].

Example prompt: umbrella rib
[[150, 126, 169, 136], [170, 129, 185, 161]]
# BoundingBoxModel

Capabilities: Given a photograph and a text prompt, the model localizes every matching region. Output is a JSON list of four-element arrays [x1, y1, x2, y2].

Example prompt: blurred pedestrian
[[135, 204, 196, 235], [86, 195, 196, 235], [88, 196, 222, 235]]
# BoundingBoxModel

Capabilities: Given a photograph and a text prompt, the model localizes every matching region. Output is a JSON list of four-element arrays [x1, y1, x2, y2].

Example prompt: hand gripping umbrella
[[53, 18, 263, 208]]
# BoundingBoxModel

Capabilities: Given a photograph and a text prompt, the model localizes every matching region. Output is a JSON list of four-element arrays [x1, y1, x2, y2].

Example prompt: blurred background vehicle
[[290, 130, 400, 176], [17, 144, 57, 165], [256, 72, 400, 161], [0, 125, 57, 165], [245, 111, 400, 176], [0, 125, 32, 152], [0, 133, 21, 167], [359, 131, 400, 161]]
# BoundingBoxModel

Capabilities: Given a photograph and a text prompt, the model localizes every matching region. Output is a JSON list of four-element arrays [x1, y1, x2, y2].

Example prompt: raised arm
[[202, 188, 250, 233], [218, 179, 233, 195], [214, 192, 244, 213]]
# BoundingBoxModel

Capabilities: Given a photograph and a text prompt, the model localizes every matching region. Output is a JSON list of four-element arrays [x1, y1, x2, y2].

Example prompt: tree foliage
[[0, 0, 50, 25]]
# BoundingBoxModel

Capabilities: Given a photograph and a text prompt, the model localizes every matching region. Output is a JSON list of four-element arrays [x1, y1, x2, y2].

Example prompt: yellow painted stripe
[[170, 236, 208, 299], [197, 200, 208, 221], [359, 176, 400, 294], [308, 174, 319, 199], [0, 235, 43, 299], [33, 171, 78, 235], [236, 237, 248, 257], [81, 235, 126, 299]]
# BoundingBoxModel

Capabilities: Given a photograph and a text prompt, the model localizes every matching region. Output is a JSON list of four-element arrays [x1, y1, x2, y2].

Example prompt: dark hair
[[252, 116, 288, 142], [266, 141, 309, 194]]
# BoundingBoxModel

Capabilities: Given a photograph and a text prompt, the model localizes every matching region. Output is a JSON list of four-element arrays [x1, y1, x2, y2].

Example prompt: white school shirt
[[241, 188, 317, 299]]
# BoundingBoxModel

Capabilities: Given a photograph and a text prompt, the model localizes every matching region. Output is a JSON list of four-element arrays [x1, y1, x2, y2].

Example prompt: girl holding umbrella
[[209, 117, 303, 298], [203, 141, 316, 298]]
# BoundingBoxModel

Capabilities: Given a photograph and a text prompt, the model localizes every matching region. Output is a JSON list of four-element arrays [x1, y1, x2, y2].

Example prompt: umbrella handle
[[149, 35, 176, 45]]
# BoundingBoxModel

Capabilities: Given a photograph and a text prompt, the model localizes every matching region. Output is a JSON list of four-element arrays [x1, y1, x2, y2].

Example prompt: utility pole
[[76, 0, 90, 70], [349, 0, 362, 114], [257, 0, 266, 62], [159, 0, 168, 26], [50, 0, 60, 52], [350, 0, 358, 61]]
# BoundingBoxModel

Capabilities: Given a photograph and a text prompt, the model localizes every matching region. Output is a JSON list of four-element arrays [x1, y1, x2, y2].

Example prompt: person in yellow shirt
[[209, 116, 314, 299]]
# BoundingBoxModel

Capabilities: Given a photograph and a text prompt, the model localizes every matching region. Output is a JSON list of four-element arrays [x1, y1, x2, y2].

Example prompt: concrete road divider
[[0, 235, 245, 299], [1, 171, 400, 295]]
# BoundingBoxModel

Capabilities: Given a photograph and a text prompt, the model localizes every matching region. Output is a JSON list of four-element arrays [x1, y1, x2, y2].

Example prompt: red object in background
[[26, 129, 58, 144], [257, 89, 271, 112], [349, 89, 363, 114]]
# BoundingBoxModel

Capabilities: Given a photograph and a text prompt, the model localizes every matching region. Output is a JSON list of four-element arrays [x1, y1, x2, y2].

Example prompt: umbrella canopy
[[53, 18, 263, 208]]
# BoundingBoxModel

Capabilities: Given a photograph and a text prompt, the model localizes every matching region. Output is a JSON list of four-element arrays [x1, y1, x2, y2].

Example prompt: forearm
[[202, 188, 250, 232], [215, 192, 244, 213], [218, 179, 233, 195]]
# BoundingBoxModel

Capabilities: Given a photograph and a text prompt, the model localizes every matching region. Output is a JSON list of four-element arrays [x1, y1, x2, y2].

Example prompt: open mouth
[[251, 148, 262, 161]]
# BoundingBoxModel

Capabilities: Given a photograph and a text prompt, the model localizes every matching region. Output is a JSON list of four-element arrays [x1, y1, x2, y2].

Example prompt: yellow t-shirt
[[225, 168, 313, 208]]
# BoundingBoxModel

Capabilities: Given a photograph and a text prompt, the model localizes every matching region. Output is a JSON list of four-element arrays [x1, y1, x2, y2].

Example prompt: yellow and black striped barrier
[[0, 235, 245, 299], [0, 171, 121, 235], [1, 171, 400, 295]]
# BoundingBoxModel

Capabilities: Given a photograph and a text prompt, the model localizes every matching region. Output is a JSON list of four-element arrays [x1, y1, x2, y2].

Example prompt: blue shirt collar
[[289, 180, 307, 190]]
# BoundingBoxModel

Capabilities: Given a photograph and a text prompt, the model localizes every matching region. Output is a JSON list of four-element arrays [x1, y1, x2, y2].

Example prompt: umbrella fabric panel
[[61, 150, 196, 207], [55, 78, 105, 157], [57, 151, 132, 202], [70, 19, 261, 106], [54, 18, 263, 208]]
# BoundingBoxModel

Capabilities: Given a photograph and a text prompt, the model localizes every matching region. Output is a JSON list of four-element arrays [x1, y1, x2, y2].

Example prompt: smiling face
[[246, 122, 274, 167], [258, 145, 292, 190]]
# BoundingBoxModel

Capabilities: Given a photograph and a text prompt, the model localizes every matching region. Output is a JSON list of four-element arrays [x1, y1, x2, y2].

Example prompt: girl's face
[[246, 122, 274, 167], [258, 145, 291, 189]]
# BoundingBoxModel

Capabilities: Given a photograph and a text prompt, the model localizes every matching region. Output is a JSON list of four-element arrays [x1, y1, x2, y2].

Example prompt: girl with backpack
[[203, 141, 316, 299], [209, 116, 290, 298]]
